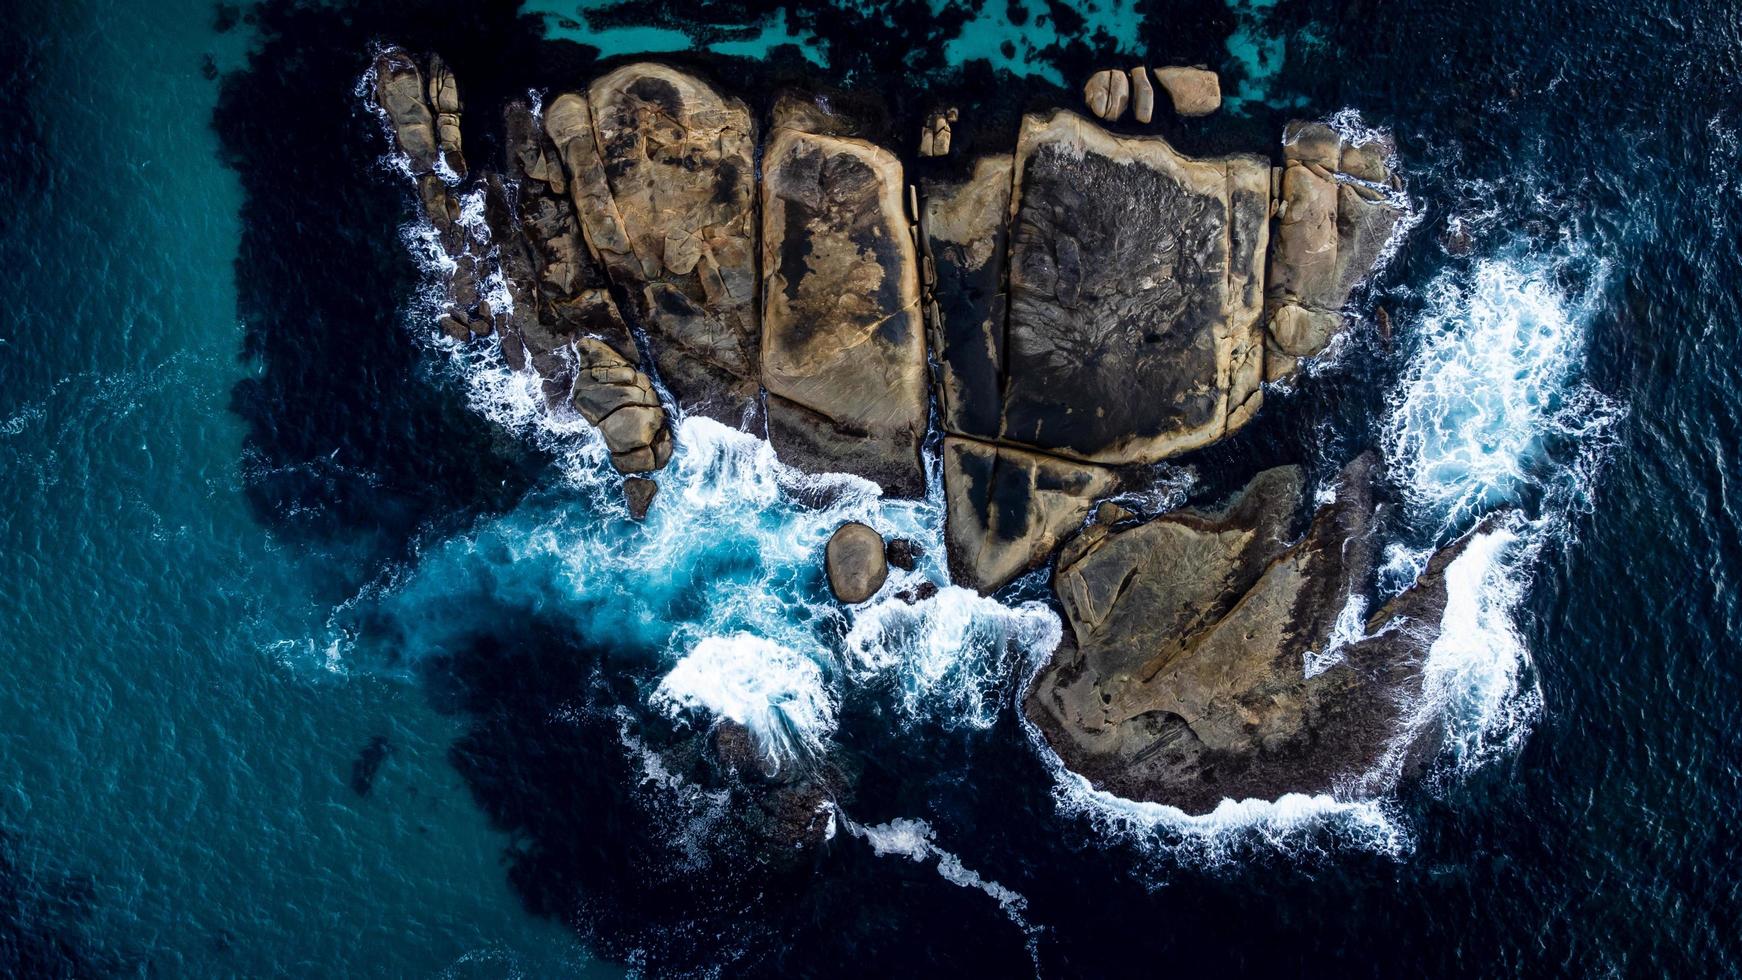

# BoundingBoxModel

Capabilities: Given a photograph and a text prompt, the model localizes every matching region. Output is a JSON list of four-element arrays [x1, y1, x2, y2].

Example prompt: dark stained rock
[[761, 112, 928, 496], [923, 155, 1013, 439], [825, 522, 889, 604], [623, 476, 658, 520], [896, 580, 940, 603], [368, 48, 440, 175], [885, 537, 923, 571], [1264, 121, 1407, 380], [707, 721, 838, 858], [998, 111, 1269, 464], [943, 436, 1118, 594], [546, 65, 761, 421], [1027, 454, 1482, 813]]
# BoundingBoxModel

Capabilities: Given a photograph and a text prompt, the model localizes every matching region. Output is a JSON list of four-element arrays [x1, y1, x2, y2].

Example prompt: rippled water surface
[[2, 0, 1739, 975]]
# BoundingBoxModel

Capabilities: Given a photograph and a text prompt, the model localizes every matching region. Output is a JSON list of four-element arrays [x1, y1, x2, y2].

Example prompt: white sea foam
[[1413, 524, 1541, 776], [652, 633, 837, 768], [1384, 250, 1621, 528], [846, 816, 1041, 961], [1303, 593, 1368, 679], [843, 586, 1060, 730]]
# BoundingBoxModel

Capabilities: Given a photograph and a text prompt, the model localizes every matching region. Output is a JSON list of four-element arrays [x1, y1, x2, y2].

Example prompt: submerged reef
[[364, 46, 1458, 828]]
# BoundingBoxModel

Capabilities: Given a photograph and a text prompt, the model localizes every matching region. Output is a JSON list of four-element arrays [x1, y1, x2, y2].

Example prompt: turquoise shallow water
[[0, 0, 606, 974]]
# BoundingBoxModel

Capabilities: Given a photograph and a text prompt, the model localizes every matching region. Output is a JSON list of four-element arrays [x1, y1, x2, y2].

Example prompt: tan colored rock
[[1153, 66, 1221, 117], [1027, 455, 1493, 813], [370, 50, 439, 174], [825, 522, 888, 604], [943, 437, 1118, 594], [570, 338, 674, 474], [1105, 68, 1130, 120], [923, 155, 1014, 439], [1130, 66, 1155, 123], [1263, 121, 1407, 380], [996, 110, 1269, 464], [918, 111, 954, 157], [545, 65, 761, 420], [761, 117, 928, 496], [1083, 70, 1115, 119]]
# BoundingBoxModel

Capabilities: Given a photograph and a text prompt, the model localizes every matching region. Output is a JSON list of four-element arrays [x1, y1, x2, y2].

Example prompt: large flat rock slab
[[1026, 454, 1465, 813], [942, 436, 1118, 593], [999, 110, 1269, 464], [760, 120, 927, 496]]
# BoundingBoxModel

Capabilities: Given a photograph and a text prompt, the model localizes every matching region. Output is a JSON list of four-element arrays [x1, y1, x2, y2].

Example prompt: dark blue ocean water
[[1, 0, 1738, 975]]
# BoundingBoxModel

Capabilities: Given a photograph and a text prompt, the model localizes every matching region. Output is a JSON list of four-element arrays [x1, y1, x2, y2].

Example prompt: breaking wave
[[1384, 247, 1622, 529]]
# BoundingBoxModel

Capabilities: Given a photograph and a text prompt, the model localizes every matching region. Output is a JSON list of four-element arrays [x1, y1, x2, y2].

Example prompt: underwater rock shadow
[[213, 0, 574, 582], [424, 611, 1040, 976]]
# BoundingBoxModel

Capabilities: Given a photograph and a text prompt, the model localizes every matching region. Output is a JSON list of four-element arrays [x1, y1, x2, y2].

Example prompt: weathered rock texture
[[547, 64, 761, 420], [999, 110, 1269, 464], [1026, 454, 1475, 813], [761, 109, 928, 496], [370, 51, 672, 475], [943, 437, 1119, 593], [825, 522, 889, 603], [370, 49, 490, 342], [923, 155, 1014, 439], [919, 111, 1273, 590], [1264, 121, 1406, 380], [1153, 66, 1221, 117], [1129, 66, 1155, 124]]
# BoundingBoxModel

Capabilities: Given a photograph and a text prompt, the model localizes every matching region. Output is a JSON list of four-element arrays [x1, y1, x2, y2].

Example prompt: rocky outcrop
[[761, 107, 928, 496], [370, 54, 674, 477], [1264, 122, 1406, 380], [708, 721, 838, 859], [1153, 66, 1221, 117], [918, 108, 955, 157], [943, 437, 1119, 593], [1026, 454, 1473, 813], [370, 48, 490, 341], [570, 339, 674, 473], [825, 522, 889, 603], [370, 48, 444, 175], [997, 110, 1269, 463], [546, 65, 761, 420]]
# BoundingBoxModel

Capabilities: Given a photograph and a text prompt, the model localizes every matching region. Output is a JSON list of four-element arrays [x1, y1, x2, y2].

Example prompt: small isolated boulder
[[623, 476, 657, 520], [919, 110, 954, 157], [825, 522, 888, 604], [1129, 66, 1155, 123], [1153, 66, 1221, 117], [1084, 69, 1128, 121]]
